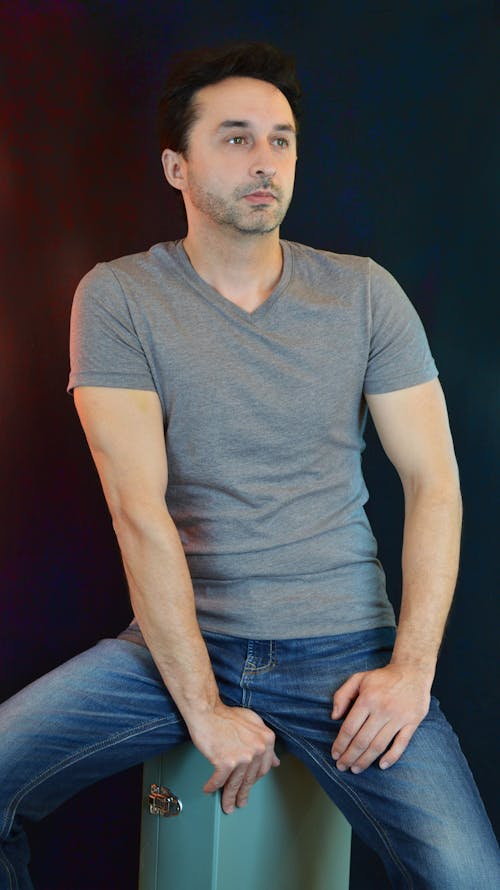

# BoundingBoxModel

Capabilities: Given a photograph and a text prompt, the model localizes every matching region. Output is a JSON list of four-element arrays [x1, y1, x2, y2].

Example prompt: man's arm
[[331, 378, 462, 773], [74, 386, 279, 812]]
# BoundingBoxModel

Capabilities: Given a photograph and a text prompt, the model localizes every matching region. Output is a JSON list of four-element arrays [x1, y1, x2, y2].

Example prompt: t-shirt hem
[[68, 373, 157, 394], [196, 614, 396, 640], [363, 367, 438, 395]]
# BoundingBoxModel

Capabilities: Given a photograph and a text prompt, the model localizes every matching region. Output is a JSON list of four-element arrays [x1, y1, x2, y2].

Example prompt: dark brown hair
[[158, 41, 302, 156]]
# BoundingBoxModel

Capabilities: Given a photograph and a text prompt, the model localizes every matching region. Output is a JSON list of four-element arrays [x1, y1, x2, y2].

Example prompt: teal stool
[[139, 742, 351, 890]]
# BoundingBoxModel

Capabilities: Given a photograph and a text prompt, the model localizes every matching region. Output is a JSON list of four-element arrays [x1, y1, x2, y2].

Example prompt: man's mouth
[[243, 191, 277, 204]]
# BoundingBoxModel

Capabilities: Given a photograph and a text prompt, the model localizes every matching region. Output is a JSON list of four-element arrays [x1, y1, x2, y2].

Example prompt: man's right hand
[[188, 702, 279, 814]]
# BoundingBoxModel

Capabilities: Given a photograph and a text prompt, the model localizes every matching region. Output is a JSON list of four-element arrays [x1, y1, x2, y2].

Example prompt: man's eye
[[228, 136, 246, 145], [274, 137, 289, 148]]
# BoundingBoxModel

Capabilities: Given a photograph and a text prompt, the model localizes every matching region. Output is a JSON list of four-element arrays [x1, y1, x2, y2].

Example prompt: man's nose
[[249, 162, 277, 178], [248, 144, 277, 179]]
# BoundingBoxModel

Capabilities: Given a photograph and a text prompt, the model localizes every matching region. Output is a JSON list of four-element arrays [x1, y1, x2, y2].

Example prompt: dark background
[[1, 2, 498, 888]]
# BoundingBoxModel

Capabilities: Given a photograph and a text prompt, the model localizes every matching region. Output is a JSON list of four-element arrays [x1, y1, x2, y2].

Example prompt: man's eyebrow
[[217, 120, 250, 130], [217, 120, 296, 134]]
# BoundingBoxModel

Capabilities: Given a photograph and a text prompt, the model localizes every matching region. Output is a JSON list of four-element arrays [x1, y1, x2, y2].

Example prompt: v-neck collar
[[170, 239, 293, 324]]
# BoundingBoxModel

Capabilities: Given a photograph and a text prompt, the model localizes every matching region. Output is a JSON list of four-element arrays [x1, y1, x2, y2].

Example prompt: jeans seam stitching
[[0, 847, 15, 890], [1, 714, 177, 841], [267, 718, 414, 889], [243, 663, 273, 674]]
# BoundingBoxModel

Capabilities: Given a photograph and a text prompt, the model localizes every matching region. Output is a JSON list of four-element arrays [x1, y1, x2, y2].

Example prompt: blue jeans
[[0, 627, 498, 889]]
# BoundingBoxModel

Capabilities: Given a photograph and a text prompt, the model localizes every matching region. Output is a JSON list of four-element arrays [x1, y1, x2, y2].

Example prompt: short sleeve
[[67, 263, 156, 394], [363, 259, 438, 395]]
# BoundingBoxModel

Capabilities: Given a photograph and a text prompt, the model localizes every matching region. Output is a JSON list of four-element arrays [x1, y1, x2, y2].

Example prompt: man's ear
[[162, 149, 187, 191]]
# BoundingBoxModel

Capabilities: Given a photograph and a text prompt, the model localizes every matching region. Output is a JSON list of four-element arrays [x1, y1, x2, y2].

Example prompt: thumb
[[203, 765, 228, 794], [331, 672, 363, 719]]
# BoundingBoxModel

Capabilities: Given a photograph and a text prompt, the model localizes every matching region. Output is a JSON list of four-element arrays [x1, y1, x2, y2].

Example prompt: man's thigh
[[0, 639, 188, 827], [274, 697, 498, 888]]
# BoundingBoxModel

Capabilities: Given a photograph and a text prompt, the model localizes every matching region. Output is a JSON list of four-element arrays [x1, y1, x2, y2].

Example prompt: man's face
[[167, 76, 298, 236]]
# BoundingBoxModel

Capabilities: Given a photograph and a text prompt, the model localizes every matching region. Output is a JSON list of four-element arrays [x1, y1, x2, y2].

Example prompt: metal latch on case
[[148, 783, 183, 817]]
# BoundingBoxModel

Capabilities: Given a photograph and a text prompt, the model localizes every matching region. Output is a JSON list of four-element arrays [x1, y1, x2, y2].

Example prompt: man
[[0, 41, 498, 889]]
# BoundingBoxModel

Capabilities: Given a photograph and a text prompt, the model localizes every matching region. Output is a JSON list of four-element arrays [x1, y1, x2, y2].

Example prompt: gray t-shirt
[[68, 239, 437, 639]]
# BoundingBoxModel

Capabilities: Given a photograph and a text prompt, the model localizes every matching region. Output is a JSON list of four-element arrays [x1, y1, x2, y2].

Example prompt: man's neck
[[182, 225, 284, 314]]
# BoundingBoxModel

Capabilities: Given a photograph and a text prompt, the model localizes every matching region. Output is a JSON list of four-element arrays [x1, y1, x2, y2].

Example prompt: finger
[[347, 721, 399, 773], [203, 762, 234, 795], [334, 713, 389, 770], [331, 704, 371, 761], [258, 744, 280, 779], [229, 736, 281, 809], [379, 724, 417, 770], [331, 673, 363, 719], [235, 741, 281, 808], [235, 760, 262, 808], [221, 763, 250, 814]]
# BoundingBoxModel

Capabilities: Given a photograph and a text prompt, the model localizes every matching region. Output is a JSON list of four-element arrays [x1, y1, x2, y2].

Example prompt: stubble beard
[[187, 178, 291, 236]]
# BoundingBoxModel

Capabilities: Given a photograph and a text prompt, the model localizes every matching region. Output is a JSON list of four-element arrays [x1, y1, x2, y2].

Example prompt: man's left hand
[[330, 664, 432, 773]]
